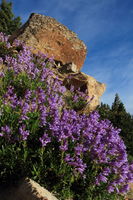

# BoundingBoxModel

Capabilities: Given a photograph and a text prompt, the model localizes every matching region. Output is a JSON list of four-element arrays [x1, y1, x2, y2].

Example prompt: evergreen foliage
[[0, 0, 21, 35], [98, 94, 133, 161], [111, 93, 121, 111]]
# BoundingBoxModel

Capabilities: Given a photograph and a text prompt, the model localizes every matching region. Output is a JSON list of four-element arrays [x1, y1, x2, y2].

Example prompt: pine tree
[[111, 94, 126, 126], [97, 102, 111, 119], [98, 94, 133, 161], [0, 0, 21, 35], [111, 93, 121, 112]]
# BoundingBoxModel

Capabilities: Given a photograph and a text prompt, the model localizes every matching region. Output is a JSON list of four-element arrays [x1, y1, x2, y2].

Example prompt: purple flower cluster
[[0, 32, 132, 196], [39, 133, 51, 147], [50, 109, 133, 193], [3, 86, 19, 108], [70, 85, 89, 102], [0, 125, 11, 138], [0, 32, 11, 48], [19, 124, 29, 141]]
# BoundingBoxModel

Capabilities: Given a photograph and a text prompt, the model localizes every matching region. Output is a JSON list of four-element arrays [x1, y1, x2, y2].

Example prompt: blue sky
[[3, 0, 133, 113]]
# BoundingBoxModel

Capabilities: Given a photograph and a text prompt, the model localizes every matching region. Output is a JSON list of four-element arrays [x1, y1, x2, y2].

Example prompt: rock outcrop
[[0, 178, 58, 200], [64, 72, 106, 113], [52, 62, 106, 112], [9, 13, 106, 111], [10, 13, 87, 71]]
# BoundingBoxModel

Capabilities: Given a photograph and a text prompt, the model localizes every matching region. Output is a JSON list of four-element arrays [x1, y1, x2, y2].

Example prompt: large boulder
[[9, 13, 87, 71], [9, 13, 106, 112]]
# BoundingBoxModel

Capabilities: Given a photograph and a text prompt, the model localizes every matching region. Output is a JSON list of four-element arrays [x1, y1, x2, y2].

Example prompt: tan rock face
[[10, 13, 87, 71], [56, 67, 106, 112], [9, 13, 105, 111], [65, 72, 106, 113], [0, 178, 58, 200]]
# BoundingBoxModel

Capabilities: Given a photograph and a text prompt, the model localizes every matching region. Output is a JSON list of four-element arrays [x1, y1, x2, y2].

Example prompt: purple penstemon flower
[[39, 133, 51, 147], [107, 185, 115, 193], [59, 140, 68, 151], [0, 125, 11, 140], [0, 71, 4, 77], [1, 125, 11, 134], [119, 184, 130, 194], [19, 125, 29, 141]]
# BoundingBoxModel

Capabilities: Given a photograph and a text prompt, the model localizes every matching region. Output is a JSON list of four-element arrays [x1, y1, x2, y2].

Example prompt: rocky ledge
[[9, 13, 106, 112]]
